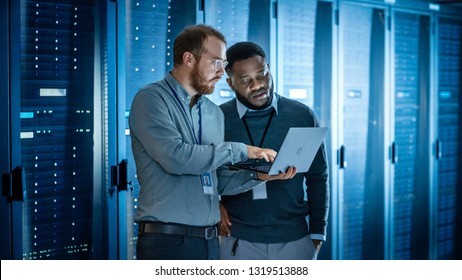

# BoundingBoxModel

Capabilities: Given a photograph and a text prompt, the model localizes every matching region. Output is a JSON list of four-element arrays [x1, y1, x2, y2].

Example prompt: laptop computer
[[228, 127, 328, 175]]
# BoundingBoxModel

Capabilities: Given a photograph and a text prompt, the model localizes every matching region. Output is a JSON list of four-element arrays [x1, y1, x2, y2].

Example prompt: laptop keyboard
[[244, 164, 271, 173], [229, 160, 272, 173]]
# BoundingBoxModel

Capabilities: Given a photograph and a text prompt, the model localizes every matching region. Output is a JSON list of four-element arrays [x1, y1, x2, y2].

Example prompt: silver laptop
[[228, 127, 328, 175]]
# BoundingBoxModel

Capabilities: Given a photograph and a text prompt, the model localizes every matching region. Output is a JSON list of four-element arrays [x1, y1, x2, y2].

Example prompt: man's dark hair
[[225, 42, 266, 73]]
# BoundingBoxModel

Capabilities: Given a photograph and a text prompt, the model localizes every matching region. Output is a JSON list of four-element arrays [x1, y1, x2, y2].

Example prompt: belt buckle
[[204, 226, 217, 240]]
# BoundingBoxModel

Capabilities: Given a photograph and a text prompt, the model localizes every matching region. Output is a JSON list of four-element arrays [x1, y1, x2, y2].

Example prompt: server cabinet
[[337, 1, 387, 260], [276, 0, 318, 110], [0, 0, 116, 259], [275, 0, 334, 259], [17, 0, 106, 259], [436, 17, 462, 260], [391, 10, 432, 260], [1, 0, 23, 260]]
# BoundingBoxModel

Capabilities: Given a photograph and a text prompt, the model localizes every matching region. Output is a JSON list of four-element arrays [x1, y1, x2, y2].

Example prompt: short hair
[[173, 24, 226, 66], [225, 42, 267, 73]]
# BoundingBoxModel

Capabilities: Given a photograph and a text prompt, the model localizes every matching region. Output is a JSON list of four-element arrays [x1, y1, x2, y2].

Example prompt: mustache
[[250, 88, 267, 97], [210, 75, 222, 82]]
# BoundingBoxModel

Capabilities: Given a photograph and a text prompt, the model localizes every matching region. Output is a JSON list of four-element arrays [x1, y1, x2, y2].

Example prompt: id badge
[[201, 172, 215, 195], [252, 182, 267, 200]]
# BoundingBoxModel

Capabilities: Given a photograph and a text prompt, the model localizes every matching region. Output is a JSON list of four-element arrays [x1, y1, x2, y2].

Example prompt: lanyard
[[242, 109, 275, 147], [166, 80, 202, 144]]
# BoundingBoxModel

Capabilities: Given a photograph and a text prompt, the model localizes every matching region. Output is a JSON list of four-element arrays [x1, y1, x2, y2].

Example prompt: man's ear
[[183, 52, 196, 67], [226, 77, 235, 91]]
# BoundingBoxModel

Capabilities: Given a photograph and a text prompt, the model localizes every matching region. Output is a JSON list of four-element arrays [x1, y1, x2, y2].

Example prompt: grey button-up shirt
[[129, 72, 262, 226]]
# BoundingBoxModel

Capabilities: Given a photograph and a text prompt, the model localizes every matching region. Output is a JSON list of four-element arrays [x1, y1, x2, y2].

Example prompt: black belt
[[138, 222, 218, 240]]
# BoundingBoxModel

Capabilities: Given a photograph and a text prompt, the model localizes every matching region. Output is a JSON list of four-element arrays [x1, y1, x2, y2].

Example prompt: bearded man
[[218, 42, 329, 260], [129, 25, 295, 260]]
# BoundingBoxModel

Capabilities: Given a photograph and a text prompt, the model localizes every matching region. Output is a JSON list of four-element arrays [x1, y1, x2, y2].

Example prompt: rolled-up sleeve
[[217, 167, 265, 195]]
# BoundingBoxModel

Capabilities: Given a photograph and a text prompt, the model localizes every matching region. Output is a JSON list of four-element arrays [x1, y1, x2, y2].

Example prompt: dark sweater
[[220, 95, 329, 243]]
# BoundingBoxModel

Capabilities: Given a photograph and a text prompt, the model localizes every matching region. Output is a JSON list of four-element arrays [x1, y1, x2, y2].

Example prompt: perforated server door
[[276, 0, 317, 110], [392, 11, 431, 260], [122, 0, 197, 259], [338, 2, 386, 260], [1, 0, 23, 260], [19, 0, 101, 259], [436, 17, 462, 260], [204, 0, 271, 105]]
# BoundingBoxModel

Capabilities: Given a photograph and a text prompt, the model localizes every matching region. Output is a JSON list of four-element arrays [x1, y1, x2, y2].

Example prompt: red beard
[[189, 64, 219, 95]]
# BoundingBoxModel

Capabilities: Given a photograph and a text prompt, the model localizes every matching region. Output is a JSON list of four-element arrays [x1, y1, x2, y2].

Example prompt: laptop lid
[[230, 127, 328, 175], [266, 127, 327, 175]]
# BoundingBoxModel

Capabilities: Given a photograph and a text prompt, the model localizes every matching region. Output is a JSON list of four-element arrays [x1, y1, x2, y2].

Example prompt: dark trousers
[[136, 232, 220, 260]]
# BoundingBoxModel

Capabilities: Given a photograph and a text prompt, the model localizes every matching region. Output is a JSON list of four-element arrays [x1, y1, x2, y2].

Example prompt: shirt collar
[[236, 92, 279, 119]]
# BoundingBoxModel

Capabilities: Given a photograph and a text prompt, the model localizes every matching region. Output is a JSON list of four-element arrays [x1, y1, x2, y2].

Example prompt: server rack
[[1, 0, 122, 260], [18, 0, 101, 259], [337, 1, 387, 260], [436, 16, 462, 260], [391, 9, 431, 260], [1, 0, 23, 260]]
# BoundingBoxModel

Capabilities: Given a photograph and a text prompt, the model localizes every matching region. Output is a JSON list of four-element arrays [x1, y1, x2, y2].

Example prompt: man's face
[[227, 56, 273, 110], [189, 36, 227, 95]]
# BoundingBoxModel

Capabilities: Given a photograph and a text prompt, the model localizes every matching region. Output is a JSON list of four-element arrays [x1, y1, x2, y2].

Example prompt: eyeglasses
[[212, 59, 229, 71], [191, 52, 228, 71]]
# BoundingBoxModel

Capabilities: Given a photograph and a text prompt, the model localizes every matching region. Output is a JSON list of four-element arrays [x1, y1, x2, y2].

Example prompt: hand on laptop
[[257, 166, 297, 181], [247, 145, 277, 162]]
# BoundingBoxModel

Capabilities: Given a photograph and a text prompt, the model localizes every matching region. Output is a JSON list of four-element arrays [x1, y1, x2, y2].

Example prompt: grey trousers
[[220, 235, 319, 260]]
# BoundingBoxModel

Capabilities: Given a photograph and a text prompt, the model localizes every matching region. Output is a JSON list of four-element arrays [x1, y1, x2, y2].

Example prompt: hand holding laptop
[[256, 166, 297, 181]]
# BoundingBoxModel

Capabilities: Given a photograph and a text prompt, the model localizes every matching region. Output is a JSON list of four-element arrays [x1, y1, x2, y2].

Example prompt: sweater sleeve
[[305, 109, 330, 236]]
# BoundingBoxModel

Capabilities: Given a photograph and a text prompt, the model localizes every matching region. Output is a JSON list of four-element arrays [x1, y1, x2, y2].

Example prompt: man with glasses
[[129, 25, 295, 260], [219, 42, 329, 260]]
